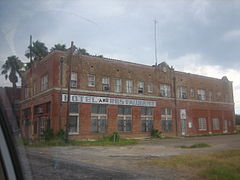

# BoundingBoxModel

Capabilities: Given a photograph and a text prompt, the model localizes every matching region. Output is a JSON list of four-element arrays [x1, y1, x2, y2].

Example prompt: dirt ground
[[26, 134, 240, 179]]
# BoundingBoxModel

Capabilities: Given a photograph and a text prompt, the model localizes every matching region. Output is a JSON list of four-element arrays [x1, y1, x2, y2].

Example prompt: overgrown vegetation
[[27, 131, 138, 147], [179, 143, 211, 148], [142, 150, 240, 180], [151, 128, 162, 138]]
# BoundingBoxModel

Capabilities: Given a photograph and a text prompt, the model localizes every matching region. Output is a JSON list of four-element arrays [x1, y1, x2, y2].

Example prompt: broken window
[[177, 86, 187, 99], [141, 107, 153, 132], [126, 80, 133, 93], [102, 77, 110, 91], [198, 117, 207, 130], [91, 104, 107, 133], [88, 74, 95, 87], [212, 118, 220, 130], [138, 81, 144, 94], [118, 106, 132, 132], [70, 72, 77, 88], [161, 108, 172, 132], [160, 84, 171, 97]]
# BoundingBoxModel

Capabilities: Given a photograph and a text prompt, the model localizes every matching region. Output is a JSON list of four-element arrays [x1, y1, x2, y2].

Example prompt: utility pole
[[65, 41, 74, 142], [154, 20, 158, 66]]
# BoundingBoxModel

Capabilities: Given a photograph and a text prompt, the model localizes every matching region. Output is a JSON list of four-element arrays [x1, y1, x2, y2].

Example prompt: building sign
[[62, 94, 156, 107], [180, 109, 186, 119]]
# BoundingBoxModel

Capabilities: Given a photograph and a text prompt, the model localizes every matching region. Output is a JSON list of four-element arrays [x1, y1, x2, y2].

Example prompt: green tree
[[77, 48, 90, 55], [1, 56, 24, 88], [50, 43, 67, 52], [25, 40, 48, 61], [236, 114, 240, 125]]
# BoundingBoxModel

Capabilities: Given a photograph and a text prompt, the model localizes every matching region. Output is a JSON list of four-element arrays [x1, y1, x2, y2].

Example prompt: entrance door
[[224, 120, 228, 133], [181, 119, 186, 136]]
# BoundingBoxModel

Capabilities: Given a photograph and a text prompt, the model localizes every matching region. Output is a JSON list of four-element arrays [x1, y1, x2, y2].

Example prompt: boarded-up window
[[212, 118, 220, 130]]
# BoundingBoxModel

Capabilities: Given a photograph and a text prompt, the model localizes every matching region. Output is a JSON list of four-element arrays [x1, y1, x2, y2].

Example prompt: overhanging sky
[[0, 0, 239, 113]]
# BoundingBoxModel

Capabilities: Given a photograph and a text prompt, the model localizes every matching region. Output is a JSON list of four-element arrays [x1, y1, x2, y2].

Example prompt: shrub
[[151, 128, 161, 138], [57, 129, 65, 140], [109, 131, 120, 142], [43, 128, 54, 141]]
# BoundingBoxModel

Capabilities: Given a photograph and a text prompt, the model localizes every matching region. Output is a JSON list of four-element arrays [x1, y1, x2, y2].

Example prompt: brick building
[[20, 50, 235, 139]]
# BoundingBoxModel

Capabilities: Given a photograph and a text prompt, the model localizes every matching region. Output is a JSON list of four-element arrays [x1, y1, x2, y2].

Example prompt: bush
[[151, 128, 161, 138], [57, 129, 65, 140], [109, 131, 120, 142], [43, 128, 54, 141]]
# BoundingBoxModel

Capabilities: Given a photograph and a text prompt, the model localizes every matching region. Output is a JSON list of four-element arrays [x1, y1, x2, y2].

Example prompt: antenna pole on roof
[[154, 19, 158, 66], [30, 35, 33, 64]]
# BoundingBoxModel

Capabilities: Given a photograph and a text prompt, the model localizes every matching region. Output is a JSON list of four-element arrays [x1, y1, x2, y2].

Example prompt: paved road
[[25, 134, 240, 180]]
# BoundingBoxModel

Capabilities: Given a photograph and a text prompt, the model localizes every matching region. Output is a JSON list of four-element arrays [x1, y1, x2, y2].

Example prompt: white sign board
[[62, 94, 156, 107], [180, 109, 186, 119]]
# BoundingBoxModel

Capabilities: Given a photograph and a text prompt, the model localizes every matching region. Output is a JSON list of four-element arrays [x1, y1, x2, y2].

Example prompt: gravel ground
[[24, 134, 240, 180]]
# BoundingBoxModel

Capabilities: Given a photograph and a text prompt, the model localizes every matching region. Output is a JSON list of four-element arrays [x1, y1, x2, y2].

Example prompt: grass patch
[[142, 149, 240, 180], [27, 137, 139, 147], [180, 143, 211, 149]]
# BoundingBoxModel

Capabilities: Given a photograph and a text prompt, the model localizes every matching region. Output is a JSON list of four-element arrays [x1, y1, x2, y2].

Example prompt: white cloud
[[223, 29, 240, 40], [170, 53, 240, 114]]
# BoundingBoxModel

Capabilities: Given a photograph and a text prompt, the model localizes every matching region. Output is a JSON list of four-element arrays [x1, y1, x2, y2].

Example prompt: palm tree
[[50, 43, 67, 52], [25, 40, 48, 61], [1, 56, 24, 88]]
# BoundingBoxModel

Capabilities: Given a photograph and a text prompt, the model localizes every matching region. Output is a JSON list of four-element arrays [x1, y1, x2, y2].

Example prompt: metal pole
[[58, 57, 64, 131], [65, 41, 74, 142], [154, 20, 158, 66]]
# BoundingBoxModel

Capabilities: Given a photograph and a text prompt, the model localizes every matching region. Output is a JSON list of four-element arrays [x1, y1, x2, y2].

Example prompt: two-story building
[[20, 50, 235, 139]]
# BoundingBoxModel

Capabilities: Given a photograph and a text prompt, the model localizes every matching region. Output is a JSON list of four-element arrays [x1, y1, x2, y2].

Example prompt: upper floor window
[[148, 83, 153, 93], [177, 86, 187, 99], [126, 80, 133, 93], [24, 87, 29, 99], [41, 74, 48, 91], [114, 79, 122, 93], [102, 77, 110, 91], [209, 91, 213, 101], [160, 84, 171, 97], [138, 81, 144, 94], [190, 88, 195, 98], [197, 89, 206, 100], [88, 74, 95, 87], [70, 72, 77, 88]]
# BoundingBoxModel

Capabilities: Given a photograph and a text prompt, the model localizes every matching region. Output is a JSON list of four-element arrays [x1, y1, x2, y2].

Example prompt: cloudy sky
[[0, 0, 240, 113]]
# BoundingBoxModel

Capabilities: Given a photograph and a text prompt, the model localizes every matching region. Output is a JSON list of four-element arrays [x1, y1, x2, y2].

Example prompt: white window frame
[[160, 84, 171, 97], [118, 106, 132, 132], [177, 86, 187, 99], [88, 74, 95, 87], [70, 72, 77, 88], [161, 108, 172, 132], [198, 118, 207, 130], [69, 103, 79, 135], [102, 77, 110, 91], [212, 118, 220, 130], [190, 88, 195, 98], [197, 89, 206, 101], [209, 91, 213, 101], [114, 79, 122, 93], [41, 74, 48, 91], [91, 105, 107, 133], [126, 80, 133, 93], [141, 107, 153, 132], [148, 83, 153, 93], [138, 81, 144, 94]]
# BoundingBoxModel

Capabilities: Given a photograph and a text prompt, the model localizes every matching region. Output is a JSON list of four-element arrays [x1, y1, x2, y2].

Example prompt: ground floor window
[[141, 107, 153, 132], [69, 115, 79, 134], [118, 106, 132, 132], [91, 104, 107, 133], [161, 108, 172, 132], [198, 118, 207, 130], [212, 118, 220, 130]]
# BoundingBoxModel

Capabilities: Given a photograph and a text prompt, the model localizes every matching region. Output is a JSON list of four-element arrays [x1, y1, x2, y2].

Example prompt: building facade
[[20, 50, 236, 139]]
